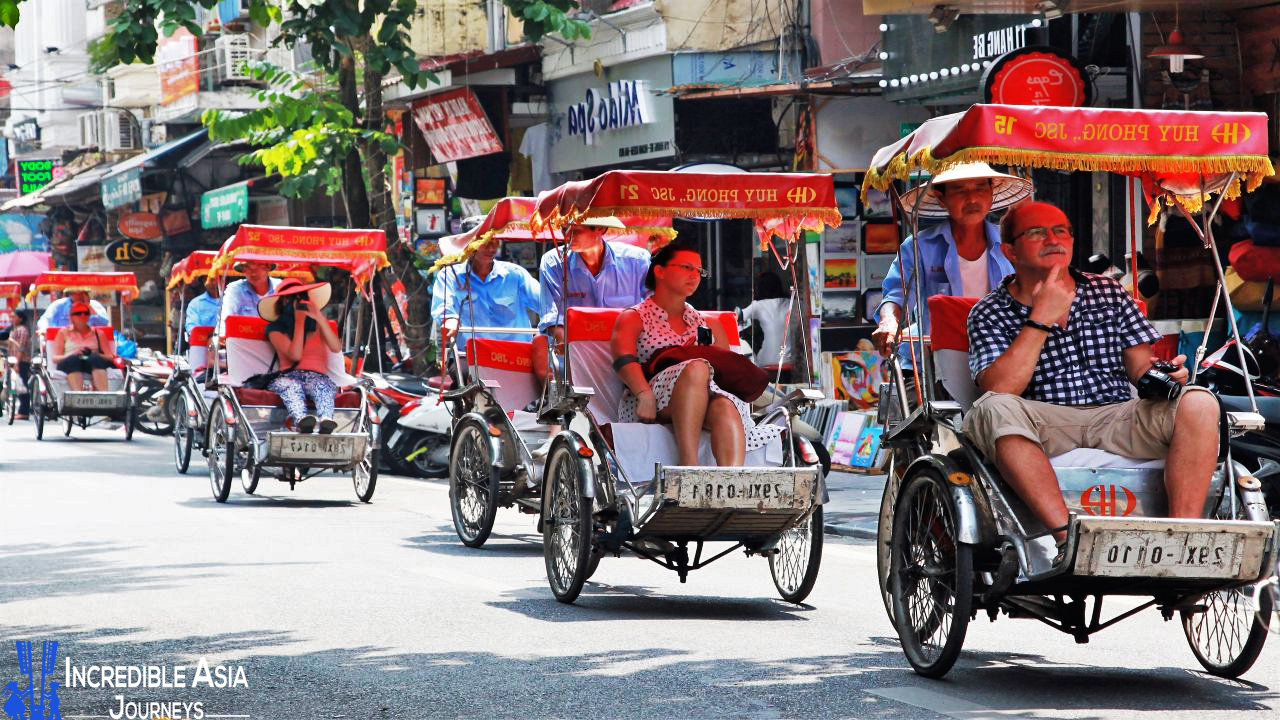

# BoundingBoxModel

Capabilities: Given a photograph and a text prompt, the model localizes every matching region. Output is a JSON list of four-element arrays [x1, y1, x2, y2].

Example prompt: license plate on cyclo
[[1085, 530, 1244, 578], [277, 435, 355, 462], [63, 393, 120, 410]]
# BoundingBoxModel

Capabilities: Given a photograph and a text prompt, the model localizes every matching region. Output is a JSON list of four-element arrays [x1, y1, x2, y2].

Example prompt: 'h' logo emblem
[[786, 186, 817, 204], [1080, 484, 1137, 517]]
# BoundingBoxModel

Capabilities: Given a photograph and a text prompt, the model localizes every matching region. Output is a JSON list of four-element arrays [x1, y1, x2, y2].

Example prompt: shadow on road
[[403, 529, 544, 558], [0, 542, 314, 602], [0, 623, 1272, 719]]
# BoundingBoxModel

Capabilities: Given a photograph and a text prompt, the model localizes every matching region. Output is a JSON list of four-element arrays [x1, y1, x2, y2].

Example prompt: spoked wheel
[[542, 443, 594, 604], [32, 377, 45, 440], [1182, 488, 1273, 678], [172, 393, 193, 474], [207, 402, 235, 503], [770, 505, 824, 604], [63, 415, 73, 437], [448, 420, 499, 547], [242, 463, 261, 495], [353, 447, 378, 502], [133, 382, 175, 436], [123, 404, 136, 441], [878, 454, 902, 621], [889, 469, 973, 678], [406, 433, 450, 478]]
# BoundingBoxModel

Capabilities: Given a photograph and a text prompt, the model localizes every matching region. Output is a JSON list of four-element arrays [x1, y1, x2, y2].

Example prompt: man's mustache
[[1039, 246, 1067, 257]]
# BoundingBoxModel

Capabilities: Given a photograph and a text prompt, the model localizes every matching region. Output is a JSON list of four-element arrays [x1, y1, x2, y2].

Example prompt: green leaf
[[0, 1, 20, 28]]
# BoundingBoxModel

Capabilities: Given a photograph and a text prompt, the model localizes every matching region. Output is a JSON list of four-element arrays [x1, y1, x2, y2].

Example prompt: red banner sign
[[411, 88, 503, 163], [983, 47, 1091, 107], [157, 28, 200, 106], [212, 225, 389, 288]]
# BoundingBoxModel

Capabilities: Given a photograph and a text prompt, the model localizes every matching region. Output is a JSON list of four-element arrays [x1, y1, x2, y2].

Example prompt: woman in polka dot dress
[[611, 240, 784, 466]]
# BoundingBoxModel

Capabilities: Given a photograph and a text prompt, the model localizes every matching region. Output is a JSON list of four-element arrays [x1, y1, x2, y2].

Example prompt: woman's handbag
[[643, 344, 770, 402]]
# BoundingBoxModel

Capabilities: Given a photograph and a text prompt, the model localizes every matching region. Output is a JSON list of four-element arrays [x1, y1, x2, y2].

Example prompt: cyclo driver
[[963, 201, 1221, 561]]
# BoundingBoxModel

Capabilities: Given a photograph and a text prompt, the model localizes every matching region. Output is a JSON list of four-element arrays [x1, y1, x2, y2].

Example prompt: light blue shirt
[[184, 292, 222, 339], [431, 259, 541, 346], [877, 220, 1014, 365], [219, 277, 280, 330], [537, 241, 650, 332], [36, 297, 110, 332]]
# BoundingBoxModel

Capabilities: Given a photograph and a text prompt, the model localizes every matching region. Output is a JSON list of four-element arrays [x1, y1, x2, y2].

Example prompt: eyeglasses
[[666, 263, 709, 278], [1015, 225, 1074, 242]]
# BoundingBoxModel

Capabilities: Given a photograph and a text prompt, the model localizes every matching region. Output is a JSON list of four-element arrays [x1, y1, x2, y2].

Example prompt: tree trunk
[[338, 51, 370, 228]]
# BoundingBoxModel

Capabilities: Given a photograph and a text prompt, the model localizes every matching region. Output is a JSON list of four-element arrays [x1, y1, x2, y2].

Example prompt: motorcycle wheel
[[405, 433, 450, 478]]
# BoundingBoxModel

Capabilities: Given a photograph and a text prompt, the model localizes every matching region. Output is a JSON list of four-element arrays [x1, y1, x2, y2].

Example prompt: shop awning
[[102, 129, 208, 182], [0, 163, 113, 211]]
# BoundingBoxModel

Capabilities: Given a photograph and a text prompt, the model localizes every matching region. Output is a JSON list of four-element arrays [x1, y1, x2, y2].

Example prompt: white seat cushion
[[610, 422, 782, 488]]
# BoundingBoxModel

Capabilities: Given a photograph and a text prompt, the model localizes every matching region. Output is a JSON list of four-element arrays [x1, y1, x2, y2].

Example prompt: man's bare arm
[[976, 327, 1050, 395]]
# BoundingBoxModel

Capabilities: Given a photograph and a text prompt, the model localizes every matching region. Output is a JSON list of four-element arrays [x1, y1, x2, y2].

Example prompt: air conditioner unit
[[78, 112, 103, 149], [216, 34, 255, 82], [104, 111, 141, 151]]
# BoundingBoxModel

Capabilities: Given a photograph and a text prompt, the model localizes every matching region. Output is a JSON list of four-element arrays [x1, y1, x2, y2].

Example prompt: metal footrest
[[59, 391, 128, 414], [265, 432, 367, 467], [1073, 516, 1276, 581]]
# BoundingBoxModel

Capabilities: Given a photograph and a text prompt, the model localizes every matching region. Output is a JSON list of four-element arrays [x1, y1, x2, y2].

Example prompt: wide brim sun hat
[[571, 215, 627, 230], [898, 162, 1033, 219], [257, 278, 331, 321]]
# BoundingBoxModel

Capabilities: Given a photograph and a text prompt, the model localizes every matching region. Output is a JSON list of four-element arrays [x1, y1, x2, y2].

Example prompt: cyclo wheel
[[448, 419, 500, 547], [32, 376, 45, 440], [1181, 486, 1273, 678], [889, 469, 973, 678], [543, 442, 594, 604], [242, 463, 260, 495], [172, 393, 193, 474], [878, 453, 902, 621], [6, 385, 15, 425], [207, 402, 235, 503], [353, 447, 378, 503], [770, 505, 824, 604], [63, 415, 73, 437]]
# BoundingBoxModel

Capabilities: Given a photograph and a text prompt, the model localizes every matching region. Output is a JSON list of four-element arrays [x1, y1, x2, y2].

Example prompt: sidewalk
[[822, 469, 885, 539]]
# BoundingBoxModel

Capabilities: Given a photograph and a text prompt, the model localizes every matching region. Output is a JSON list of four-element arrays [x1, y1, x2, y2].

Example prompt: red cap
[[70, 302, 91, 315]]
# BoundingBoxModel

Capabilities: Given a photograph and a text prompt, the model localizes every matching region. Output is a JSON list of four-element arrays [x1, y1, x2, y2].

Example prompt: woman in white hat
[[872, 162, 1032, 365], [260, 278, 342, 434]]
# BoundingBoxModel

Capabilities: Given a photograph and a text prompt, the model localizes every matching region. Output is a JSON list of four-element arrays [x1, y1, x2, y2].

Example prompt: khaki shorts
[[962, 387, 1216, 461]]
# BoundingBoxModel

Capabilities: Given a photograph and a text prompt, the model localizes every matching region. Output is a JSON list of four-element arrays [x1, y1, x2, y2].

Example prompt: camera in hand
[[79, 347, 92, 357], [1136, 359, 1181, 401]]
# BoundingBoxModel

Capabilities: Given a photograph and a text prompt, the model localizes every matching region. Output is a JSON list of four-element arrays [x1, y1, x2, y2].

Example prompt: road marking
[[869, 686, 1013, 719]]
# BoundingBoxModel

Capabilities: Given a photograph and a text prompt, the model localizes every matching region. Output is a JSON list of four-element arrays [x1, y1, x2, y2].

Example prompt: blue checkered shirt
[[968, 271, 1161, 406]]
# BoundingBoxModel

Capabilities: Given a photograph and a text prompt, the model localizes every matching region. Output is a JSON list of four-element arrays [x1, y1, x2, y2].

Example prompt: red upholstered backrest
[[45, 326, 114, 345], [928, 296, 976, 352], [225, 316, 338, 340], [467, 338, 534, 373], [189, 325, 213, 345], [565, 307, 621, 344], [702, 310, 741, 346]]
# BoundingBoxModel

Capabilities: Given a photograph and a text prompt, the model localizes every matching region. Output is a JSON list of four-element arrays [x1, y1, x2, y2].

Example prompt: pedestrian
[[738, 271, 793, 369], [7, 309, 31, 419]]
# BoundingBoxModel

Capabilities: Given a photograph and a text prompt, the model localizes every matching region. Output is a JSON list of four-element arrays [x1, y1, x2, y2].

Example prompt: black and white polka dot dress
[[618, 298, 784, 452]]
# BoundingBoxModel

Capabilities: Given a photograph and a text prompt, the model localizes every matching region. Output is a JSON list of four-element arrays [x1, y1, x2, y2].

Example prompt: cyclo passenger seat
[[563, 307, 783, 487], [220, 315, 361, 409], [43, 326, 125, 391], [187, 325, 214, 374]]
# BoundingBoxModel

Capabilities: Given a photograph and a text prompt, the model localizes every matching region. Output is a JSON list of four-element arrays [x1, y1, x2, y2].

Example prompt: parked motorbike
[[364, 369, 450, 478], [130, 356, 175, 436]]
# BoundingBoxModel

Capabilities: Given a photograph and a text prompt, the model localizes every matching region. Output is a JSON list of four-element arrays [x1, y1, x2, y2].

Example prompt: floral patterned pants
[[268, 370, 337, 421]]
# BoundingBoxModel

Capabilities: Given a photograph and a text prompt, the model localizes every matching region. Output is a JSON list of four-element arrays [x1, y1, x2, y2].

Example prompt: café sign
[[104, 237, 157, 266], [102, 167, 143, 210], [201, 182, 249, 228]]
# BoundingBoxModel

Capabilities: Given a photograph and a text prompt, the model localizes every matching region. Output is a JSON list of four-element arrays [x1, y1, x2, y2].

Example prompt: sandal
[[297, 415, 317, 434], [318, 417, 338, 434], [1027, 524, 1072, 567]]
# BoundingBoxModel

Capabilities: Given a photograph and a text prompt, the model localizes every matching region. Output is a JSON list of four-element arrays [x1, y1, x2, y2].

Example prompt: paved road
[[1, 421, 1277, 719]]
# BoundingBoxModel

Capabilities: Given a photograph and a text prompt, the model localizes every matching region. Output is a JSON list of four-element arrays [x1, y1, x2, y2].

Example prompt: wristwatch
[[1023, 318, 1054, 334]]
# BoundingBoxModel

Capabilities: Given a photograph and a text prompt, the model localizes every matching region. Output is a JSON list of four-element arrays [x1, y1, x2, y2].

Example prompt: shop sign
[[15, 158, 60, 194], [104, 237, 157, 266], [566, 80, 654, 145], [102, 168, 143, 210], [671, 51, 801, 88], [118, 211, 189, 239], [201, 182, 249, 228], [882, 14, 1039, 102], [982, 46, 1092, 107], [410, 88, 503, 163], [157, 28, 200, 106], [12, 118, 40, 154], [255, 196, 290, 226], [548, 55, 676, 174]]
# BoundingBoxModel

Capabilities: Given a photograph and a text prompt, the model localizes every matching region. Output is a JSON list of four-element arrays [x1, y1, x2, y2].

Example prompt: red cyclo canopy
[[27, 271, 139, 302], [211, 225, 389, 287], [168, 250, 314, 289]]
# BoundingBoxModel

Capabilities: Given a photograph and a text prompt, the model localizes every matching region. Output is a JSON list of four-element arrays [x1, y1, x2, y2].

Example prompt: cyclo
[[434, 195, 675, 547], [25, 271, 140, 441], [203, 225, 386, 503], [1, 280, 22, 422], [869, 104, 1279, 678], [445, 171, 838, 604], [165, 250, 315, 474]]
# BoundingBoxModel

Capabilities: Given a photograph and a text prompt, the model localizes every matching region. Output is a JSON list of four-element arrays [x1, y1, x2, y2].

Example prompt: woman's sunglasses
[[666, 263, 709, 278], [70, 312, 90, 317]]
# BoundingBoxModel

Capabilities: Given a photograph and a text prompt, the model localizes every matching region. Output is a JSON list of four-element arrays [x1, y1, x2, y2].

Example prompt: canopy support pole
[[1175, 171, 1256, 412]]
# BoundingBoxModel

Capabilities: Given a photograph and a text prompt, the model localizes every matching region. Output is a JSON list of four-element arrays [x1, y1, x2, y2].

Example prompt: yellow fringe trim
[[531, 206, 842, 238], [27, 284, 138, 302], [209, 246, 389, 285], [863, 146, 1275, 223]]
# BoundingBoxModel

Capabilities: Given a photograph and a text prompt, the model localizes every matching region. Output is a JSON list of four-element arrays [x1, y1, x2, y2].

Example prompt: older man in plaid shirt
[[962, 201, 1220, 550]]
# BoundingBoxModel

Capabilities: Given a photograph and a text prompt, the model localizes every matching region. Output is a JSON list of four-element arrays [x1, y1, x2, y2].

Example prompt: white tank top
[[958, 250, 989, 298]]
